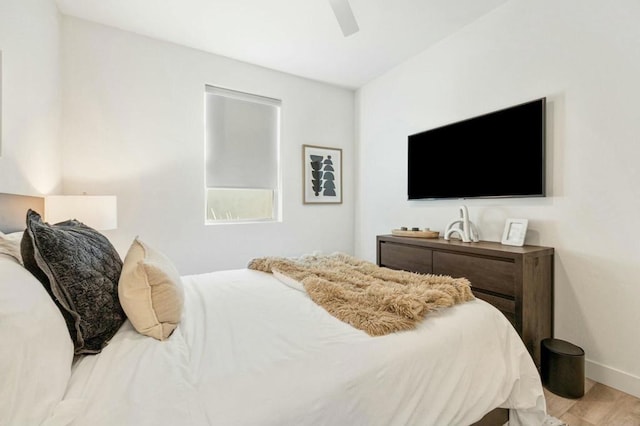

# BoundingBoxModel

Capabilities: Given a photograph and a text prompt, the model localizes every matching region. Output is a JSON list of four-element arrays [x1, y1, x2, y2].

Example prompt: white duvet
[[48, 269, 547, 426]]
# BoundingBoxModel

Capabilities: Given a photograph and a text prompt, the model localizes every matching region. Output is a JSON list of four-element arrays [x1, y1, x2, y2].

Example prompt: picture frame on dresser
[[501, 218, 528, 246]]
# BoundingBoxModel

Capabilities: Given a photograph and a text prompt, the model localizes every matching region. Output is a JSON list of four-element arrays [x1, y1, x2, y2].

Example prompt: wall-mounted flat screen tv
[[407, 97, 546, 200]]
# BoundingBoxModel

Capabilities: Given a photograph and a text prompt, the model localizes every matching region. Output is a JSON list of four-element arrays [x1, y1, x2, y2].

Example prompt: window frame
[[203, 85, 282, 225]]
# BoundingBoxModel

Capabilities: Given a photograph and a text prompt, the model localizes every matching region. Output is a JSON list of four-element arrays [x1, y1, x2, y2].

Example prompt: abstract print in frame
[[303, 144, 342, 204]]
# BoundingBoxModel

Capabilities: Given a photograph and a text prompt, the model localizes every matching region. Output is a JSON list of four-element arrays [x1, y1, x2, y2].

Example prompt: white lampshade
[[45, 195, 117, 230]]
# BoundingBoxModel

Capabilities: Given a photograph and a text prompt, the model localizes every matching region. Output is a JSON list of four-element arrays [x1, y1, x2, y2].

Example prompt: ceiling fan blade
[[328, 0, 359, 37]]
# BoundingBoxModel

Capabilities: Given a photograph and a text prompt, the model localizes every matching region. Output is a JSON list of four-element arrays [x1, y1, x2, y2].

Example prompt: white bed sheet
[[50, 269, 547, 426]]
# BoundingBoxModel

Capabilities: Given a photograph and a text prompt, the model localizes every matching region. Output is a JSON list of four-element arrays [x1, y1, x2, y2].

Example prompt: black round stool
[[541, 338, 585, 399]]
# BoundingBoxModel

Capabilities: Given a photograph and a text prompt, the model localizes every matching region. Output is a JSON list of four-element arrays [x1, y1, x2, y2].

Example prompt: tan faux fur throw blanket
[[248, 253, 474, 336]]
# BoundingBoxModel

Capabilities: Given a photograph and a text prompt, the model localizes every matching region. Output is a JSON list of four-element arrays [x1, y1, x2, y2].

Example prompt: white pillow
[[0, 230, 23, 264], [0, 256, 74, 425]]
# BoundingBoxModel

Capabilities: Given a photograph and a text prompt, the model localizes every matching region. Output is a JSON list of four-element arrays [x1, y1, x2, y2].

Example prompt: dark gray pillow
[[21, 209, 125, 354]]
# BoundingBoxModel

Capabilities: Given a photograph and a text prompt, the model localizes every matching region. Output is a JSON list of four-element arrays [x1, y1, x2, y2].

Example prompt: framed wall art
[[303, 144, 342, 204]]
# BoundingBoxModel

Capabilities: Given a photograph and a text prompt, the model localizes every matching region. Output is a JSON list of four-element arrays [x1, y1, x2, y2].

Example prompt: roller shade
[[205, 86, 280, 189]]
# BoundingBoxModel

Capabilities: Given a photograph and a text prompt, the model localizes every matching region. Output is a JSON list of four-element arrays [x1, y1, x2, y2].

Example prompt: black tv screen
[[408, 98, 546, 200]]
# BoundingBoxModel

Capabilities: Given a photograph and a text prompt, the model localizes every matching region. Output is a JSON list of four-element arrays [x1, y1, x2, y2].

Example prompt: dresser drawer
[[433, 251, 515, 297], [379, 242, 432, 274], [473, 290, 516, 328]]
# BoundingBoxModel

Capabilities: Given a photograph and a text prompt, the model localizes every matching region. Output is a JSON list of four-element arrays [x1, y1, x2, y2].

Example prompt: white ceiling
[[55, 0, 509, 90]]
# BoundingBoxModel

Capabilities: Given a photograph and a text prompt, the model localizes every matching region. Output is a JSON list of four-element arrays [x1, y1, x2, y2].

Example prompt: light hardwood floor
[[544, 378, 640, 425]]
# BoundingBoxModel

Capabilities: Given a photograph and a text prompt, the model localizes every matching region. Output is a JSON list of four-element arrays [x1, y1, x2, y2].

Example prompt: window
[[204, 86, 281, 223]]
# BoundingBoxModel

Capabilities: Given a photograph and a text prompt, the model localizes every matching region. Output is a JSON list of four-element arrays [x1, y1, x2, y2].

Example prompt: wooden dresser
[[376, 235, 554, 367]]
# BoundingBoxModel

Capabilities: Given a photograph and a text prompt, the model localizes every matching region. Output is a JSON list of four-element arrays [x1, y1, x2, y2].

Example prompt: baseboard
[[586, 359, 640, 399]]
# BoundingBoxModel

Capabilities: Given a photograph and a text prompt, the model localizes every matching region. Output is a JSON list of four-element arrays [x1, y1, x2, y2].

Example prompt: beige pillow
[[118, 237, 184, 340]]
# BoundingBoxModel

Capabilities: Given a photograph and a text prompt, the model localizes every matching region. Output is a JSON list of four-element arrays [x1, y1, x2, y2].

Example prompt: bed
[[0, 194, 548, 426]]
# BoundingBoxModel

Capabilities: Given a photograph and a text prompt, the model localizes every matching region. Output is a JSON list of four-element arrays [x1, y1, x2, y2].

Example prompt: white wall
[[0, 0, 61, 195], [355, 0, 640, 397], [60, 17, 355, 274]]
